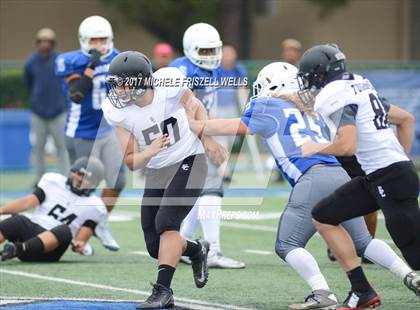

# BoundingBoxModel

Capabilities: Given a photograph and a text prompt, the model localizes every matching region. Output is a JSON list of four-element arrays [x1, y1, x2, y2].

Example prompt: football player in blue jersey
[[187, 62, 419, 309], [55, 16, 126, 251], [169, 23, 245, 269]]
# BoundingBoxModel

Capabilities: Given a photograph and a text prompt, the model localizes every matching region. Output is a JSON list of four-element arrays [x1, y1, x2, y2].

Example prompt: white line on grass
[[0, 269, 254, 310], [242, 249, 272, 255], [130, 251, 150, 256]]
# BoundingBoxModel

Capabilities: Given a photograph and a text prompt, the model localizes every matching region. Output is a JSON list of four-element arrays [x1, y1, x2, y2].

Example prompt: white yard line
[[242, 249, 273, 255], [0, 269, 254, 310], [130, 251, 150, 256]]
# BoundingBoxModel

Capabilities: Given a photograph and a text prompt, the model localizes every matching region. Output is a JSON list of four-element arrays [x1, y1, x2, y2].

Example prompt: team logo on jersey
[[377, 186, 386, 198], [181, 164, 190, 171], [150, 117, 156, 123]]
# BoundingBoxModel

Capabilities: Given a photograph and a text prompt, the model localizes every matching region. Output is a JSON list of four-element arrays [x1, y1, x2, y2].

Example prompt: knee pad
[[274, 240, 295, 261], [155, 216, 179, 235], [50, 225, 72, 245], [385, 207, 420, 270], [145, 240, 159, 259], [312, 195, 339, 225]]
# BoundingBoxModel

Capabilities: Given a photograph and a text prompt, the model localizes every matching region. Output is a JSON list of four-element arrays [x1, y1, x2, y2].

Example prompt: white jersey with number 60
[[314, 76, 408, 175], [102, 67, 204, 169]]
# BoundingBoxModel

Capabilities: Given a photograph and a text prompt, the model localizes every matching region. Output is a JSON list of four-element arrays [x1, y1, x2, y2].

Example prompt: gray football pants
[[65, 132, 126, 191], [275, 165, 372, 260]]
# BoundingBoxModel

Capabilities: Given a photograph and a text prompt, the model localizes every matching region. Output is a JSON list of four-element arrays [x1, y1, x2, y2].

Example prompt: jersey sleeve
[[86, 196, 107, 225], [379, 96, 391, 112], [101, 98, 130, 130], [153, 67, 189, 99], [37, 173, 61, 191], [241, 99, 278, 138], [55, 54, 76, 77], [335, 104, 358, 128]]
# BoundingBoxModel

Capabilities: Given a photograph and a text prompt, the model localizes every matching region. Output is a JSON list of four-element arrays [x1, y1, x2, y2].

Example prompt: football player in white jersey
[[102, 51, 227, 309], [0, 157, 107, 262], [298, 44, 420, 309]]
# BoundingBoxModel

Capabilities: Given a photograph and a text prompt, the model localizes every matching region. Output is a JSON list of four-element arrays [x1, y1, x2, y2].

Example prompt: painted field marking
[[0, 269, 254, 310], [242, 249, 273, 255], [130, 251, 150, 256]]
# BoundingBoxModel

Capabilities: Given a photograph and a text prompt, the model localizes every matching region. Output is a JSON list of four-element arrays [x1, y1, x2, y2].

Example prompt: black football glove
[[87, 49, 102, 69]]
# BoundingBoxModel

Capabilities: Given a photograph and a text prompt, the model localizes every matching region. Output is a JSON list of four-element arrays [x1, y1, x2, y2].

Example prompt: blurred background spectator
[[152, 43, 174, 71], [281, 38, 302, 66], [23, 28, 69, 183], [217, 45, 248, 118]]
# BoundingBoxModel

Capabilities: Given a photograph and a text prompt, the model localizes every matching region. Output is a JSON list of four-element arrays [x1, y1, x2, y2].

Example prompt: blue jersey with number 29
[[241, 96, 339, 186]]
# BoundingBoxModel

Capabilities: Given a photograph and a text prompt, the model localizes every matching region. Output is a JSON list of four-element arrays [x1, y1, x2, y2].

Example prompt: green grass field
[[0, 170, 419, 309]]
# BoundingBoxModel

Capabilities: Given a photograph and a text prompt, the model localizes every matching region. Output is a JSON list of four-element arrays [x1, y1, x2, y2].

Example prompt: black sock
[[346, 266, 372, 293], [183, 240, 200, 258], [156, 264, 175, 289], [23, 236, 44, 254]]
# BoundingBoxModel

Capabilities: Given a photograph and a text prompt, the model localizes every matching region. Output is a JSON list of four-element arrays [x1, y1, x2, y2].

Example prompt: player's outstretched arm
[[302, 125, 356, 157], [115, 126, 170, 171], [387, 105, 415, 155], [196, 119, 251, 137], [0, 194, 40, 215]]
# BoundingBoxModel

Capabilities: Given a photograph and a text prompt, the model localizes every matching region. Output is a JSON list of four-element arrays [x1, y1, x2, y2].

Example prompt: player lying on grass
[[297, 44, 420, 309], [187, 61, 420, 310], [0, 157, 107, 262], [102, 51, 228, 309]]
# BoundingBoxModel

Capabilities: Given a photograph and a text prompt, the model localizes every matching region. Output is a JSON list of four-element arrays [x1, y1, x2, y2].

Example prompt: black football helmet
[[106, 51, 153, 108], [67, 157, 104, 196], [298, 44, 347, 89]]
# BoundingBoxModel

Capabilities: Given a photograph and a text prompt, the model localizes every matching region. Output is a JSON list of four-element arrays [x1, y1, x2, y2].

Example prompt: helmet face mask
[[106, 75, 147, 109], [106, 51, 153, 109], [298, 44, 347, 90], [67, 157, 104, 196], [183, 23, 222, 71]]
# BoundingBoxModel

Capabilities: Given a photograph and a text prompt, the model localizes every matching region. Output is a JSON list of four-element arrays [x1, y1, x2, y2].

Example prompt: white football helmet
[[79, 16, 113, 57], [252, 62, 300, 98], [183, 23, 222, 70]]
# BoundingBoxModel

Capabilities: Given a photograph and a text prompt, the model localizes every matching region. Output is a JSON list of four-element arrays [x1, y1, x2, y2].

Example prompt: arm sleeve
[[32, 186, 46, 204], [23, 61, 32, 90]]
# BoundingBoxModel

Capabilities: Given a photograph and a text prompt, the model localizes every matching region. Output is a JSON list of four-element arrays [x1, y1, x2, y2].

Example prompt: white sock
[[285, 248, 330, 292], [364, 239, 412, 279], [198, 195, 222, 254], [180, 204, 200, 240]]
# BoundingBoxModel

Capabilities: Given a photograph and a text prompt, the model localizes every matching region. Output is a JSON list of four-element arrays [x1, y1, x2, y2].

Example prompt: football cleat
[[94, 217, 119, 251], [0, 242, 21, 261], [136, 283, 174, 309], [207, 251, 246, 269], [190, 240, 210, 288], [338, 290, 381, 310], [288, 289, 338, 310], [403, 271, 420, 297]]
